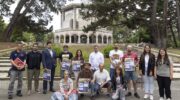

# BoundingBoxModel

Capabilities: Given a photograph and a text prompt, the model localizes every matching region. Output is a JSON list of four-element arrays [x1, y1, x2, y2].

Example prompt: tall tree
[[1, 0, 70, 41], [176, 0, 180, 40]]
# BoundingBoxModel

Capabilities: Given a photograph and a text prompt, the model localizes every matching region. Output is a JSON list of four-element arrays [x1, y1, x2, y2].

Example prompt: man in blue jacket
[[42, 41, 57, 94]]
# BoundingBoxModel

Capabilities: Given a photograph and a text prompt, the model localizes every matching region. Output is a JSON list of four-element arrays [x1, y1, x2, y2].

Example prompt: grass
[[40, 45, 111, 77]]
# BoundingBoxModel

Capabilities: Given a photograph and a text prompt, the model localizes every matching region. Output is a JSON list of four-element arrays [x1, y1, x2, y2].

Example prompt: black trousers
[[157, 75, 171, 99], [43, 67, 55, 91]]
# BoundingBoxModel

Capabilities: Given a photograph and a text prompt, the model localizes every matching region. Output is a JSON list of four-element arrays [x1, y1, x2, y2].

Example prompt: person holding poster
[[8, 42, 26, 99], [89, 45, 104, 73], [51, 71, 78, 100], [59, 45, 73, 78], [109, 44, 123, 90], [122, 45, 140, 99], [42, 41, 57, 94], [72, 49, 84, 80]]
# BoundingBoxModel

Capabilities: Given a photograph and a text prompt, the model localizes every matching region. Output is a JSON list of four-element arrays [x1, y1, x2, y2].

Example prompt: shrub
[[103, 45, 113, 58], [52, 44, 62, 56]]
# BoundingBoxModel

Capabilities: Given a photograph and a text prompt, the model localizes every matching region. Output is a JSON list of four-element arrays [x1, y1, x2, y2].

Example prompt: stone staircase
[[0, 56, 180, 80]]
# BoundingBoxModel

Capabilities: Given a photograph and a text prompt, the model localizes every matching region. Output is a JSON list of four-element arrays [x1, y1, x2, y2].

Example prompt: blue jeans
[[51, 92, 78, 100], [124, 71, 137, 81], [91, 81, 111, 95], [110, 68, 116, 90]]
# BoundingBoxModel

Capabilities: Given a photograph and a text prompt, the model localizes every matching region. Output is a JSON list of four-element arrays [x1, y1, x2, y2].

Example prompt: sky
[[3, 0, 82, 31]]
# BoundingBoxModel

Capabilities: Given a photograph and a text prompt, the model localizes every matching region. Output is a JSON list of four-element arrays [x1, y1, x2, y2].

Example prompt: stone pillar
[[87, 34, 89, 44], [69, 35, 72, 44], [111, 36, 113, 44], [78, 35, 81, 44], [64, 35, 66, 44], [102, 36, 104, 44], [106, 36, 108, 44], [96, 34, 98, 44]]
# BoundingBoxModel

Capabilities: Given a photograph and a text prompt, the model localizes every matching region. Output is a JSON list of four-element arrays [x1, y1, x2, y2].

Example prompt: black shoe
[[43, 90, 47, 94], [125, 92, 132, 97], [80, 94, 84, 97], [16, 91, 23, 97], [50, 89, 55, 92], [8, 95, 13, 99], [134, 92, 140, 99]]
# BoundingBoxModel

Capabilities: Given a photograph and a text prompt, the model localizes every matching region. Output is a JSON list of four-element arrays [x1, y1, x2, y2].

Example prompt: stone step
[[174, 68, 180, 73], [0, 57, 9, 59], [0, 63, 11, 67], [0, 67, 10, 72], [0, 59, 10, 63], [173, 73, 180, 79], [0, 72, 8, 78]]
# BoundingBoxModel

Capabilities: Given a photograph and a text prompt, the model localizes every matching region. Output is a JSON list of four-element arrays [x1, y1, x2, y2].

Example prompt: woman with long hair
[[51, 71, 78, 100], [155, 48, 173, 100], [72, 49, 84, 81], [111, 67, 125, 100], [139, 45, 155, 100]]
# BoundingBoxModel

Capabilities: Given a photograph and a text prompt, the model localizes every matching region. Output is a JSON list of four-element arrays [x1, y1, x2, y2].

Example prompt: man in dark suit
[[42, 41, 57, 94]]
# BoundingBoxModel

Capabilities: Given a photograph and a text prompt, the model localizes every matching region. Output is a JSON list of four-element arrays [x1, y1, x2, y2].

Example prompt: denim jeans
[[91, 81, 111, 94], [8, 70, 23, 95], [110, 68, 116, 90], [143, 75, 154, 94], [51, 92, 78, 100]]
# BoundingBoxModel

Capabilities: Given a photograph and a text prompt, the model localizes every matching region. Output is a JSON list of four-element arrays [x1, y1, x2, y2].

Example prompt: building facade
[[54, 3, 113, 44]]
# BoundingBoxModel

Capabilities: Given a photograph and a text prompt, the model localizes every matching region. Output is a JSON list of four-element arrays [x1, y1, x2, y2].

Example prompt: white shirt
[[48, 49, 53, 57], [109, 50, 124, 69], [145, 54, 149, 73], [89, 51, 104, 70], [93, 69, 111, 85]]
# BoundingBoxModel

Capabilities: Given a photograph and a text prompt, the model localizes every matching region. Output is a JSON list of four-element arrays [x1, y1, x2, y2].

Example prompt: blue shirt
[[10, 50, 26, 71]]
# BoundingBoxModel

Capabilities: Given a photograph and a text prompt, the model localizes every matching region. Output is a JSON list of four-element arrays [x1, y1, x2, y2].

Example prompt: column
[[106, 36, 108, 44], [102, 36, 104, 44], [111, 36, 113, 44], [69, 35, 72, 44], [96, 34, 98, 44], [64, 35, 66, 44], [78, 35, 81, 44], [87, 35, 89, 44], [58, 35, 60, 43]]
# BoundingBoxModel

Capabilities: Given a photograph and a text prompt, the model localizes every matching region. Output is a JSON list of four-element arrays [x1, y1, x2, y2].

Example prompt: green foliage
[[52, 44, 62, 56], [103, 45, 113, 58], [43, 32, 54, 43], [22, 32, 36, 42]]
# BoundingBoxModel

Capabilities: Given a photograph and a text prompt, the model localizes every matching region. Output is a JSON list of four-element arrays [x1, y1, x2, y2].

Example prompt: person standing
[[8, 42, 26, 99], [122, 45, 140, 98], [155, 48, 173, 100], [109, 44, 123, 90], [139, 45, 155, 100], [26, 43, 42, 95], [72, 49, 84, 80], [59, 45, 73, 78], [89, 45, 104, 73], [42, 41, 57, 94]]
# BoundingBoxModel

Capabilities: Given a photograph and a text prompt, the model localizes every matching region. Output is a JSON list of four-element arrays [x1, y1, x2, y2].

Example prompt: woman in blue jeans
[[51, 71, 78, 100]]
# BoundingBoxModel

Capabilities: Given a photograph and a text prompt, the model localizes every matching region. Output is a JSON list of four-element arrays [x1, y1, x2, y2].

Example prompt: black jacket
[[26, 51, 42, 69], [112, 76, 124, 90], [139, 53, 155, 76]]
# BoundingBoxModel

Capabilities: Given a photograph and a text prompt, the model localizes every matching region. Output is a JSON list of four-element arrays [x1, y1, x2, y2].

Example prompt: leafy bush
[[52, 44, 62, 56], [103, 45, 113, 58]]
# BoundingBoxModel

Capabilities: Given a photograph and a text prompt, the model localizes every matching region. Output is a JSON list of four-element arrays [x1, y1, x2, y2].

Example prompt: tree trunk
[[161, 0, 168, 48], [1, 0, 35, 42], [169, 21, 178, 47], [151, 0, 161, 47], [176, 0, 180, 40]]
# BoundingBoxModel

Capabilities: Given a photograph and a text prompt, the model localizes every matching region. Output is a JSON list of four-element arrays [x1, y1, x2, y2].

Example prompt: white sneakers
[[144, 94, 149, 99], [159, 97, 164, 100], [144, 94, 153, 100], [149, 95, 154, 100], [167, 98, 171, 100]]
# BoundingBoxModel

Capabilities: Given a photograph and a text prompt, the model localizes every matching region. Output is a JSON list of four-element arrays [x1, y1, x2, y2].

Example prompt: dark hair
[[75, 49, 83, 58], [156, 48, 170, 66], [63, 45, 68, 48], [115, 67, 123, 77], [46, 41, 52, 45], [143, 44, 151, 55]]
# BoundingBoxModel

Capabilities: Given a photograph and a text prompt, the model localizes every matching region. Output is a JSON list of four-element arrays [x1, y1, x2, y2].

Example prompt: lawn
[[40, 44, 111, 77]]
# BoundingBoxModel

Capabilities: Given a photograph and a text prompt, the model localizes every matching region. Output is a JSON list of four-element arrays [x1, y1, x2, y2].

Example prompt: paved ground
[[0, 80, 180, 100]]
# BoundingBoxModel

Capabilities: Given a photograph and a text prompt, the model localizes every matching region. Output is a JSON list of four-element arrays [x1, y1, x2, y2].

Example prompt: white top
[[48, 49, 53, 57], [89, 51, 104, 70], [109, 50, 124, 69], [145, 54, 149, 75], [93, 69, 111, 85]]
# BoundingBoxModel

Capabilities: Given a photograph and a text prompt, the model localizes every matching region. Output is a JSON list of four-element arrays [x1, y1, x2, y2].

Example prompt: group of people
[[7, 41, 173, 100]]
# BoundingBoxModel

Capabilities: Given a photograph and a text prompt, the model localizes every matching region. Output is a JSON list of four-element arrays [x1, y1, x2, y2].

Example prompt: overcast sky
[[3, 0, 82, 31]]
